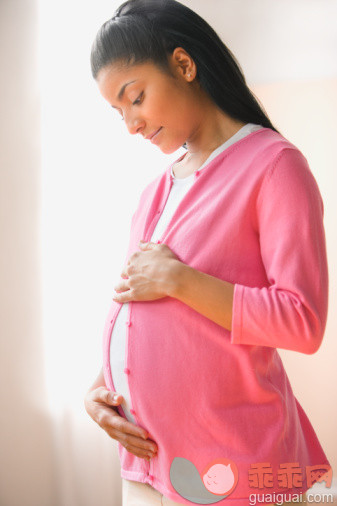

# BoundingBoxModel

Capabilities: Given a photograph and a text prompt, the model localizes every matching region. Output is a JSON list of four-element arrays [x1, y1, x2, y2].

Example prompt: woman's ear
[[170, 47, 196, 82]]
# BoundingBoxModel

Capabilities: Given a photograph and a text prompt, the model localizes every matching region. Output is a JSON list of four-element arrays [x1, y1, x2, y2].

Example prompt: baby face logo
[[170, 457, 239, 504], [202, 458, 239, 496]]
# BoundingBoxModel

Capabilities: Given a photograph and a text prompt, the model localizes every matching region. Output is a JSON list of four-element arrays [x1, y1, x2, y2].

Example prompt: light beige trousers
[[122, 478, 183, 505], [122, 479, 307, 506]]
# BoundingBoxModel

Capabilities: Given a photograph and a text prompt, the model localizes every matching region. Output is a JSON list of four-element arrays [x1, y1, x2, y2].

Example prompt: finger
[[112, 288, 134, 303], [119, 440, 157, 460], [101, 412, 158, 456], [114, 286, 129, 294], [120, 266, 130, 279], [110, 431, 158, 460], [114, 280, 129, 292], [98, 403, 151, 442], [96, 402, 152, 445], [91, 395, 158, 456], [139, 240, 156, 249], [111, 413, 151, 441], [107, 425, 158, 455], [93, 387, 124, 407]]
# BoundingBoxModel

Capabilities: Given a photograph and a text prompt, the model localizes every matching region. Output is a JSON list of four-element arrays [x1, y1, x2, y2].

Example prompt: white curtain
[[38, 1, 180, 505]]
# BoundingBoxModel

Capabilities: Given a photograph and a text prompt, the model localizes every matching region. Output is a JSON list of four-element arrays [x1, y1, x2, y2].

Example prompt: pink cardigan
[[102, 127, 331, 505]]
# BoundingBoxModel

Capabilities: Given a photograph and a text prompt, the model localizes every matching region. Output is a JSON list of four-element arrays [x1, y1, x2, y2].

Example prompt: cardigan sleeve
[[231, 148, 329, 354]]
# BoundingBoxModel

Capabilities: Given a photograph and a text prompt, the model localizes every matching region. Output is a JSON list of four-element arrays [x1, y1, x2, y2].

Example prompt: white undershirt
[[110, 123, 264, 423]]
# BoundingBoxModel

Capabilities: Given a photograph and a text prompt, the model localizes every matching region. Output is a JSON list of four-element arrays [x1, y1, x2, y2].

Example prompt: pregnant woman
[[84, 1, 332, 505]]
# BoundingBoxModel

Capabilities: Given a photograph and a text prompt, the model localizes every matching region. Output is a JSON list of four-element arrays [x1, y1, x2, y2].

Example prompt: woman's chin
[[158, 141, 187, 155]]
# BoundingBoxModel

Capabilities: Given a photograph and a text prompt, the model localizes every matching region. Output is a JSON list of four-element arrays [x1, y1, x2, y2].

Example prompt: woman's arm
[[114, 148, 328, 355], [167, 261, 235, 332], [167, 148, 328, 355]]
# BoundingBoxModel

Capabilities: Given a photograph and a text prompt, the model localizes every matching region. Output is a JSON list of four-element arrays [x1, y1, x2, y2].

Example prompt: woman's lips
[[150, 127, 163, 143]]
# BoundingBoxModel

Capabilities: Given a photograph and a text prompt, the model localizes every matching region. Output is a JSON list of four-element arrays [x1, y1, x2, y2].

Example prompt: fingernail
[[113, 394, 118, 401]]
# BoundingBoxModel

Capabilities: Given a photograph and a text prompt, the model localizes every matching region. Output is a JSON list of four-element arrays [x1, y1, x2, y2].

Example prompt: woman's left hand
[[112, 240, 181, 303]]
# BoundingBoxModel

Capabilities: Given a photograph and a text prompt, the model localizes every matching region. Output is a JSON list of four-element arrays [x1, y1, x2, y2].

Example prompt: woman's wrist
[[164, 259, 186, 298], [163, 259, 234, 331]]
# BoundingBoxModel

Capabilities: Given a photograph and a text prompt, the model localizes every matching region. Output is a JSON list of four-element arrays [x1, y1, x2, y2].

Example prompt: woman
[[84, 1, 331, 505]]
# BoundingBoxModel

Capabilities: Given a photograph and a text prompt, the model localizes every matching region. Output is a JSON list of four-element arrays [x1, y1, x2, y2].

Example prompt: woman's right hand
[[84, 386, 158, 461]]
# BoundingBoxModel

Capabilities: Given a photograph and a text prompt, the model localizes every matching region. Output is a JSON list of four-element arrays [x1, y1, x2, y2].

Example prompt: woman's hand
[[84, 386, 158, 461], [112, 240, 180, 303]]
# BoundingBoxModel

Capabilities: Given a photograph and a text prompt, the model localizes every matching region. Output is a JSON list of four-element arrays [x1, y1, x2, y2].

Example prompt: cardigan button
[[124, 368, 130, 375], [125, 321, 131, 327], [130, 409, 136, 415]]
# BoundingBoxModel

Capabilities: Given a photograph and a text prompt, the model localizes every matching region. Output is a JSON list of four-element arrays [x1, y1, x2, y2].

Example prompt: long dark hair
[[90, 0, 281, 137]]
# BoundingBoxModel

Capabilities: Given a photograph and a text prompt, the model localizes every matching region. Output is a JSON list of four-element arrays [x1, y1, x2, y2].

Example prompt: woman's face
[[96, 53, 207, 154]]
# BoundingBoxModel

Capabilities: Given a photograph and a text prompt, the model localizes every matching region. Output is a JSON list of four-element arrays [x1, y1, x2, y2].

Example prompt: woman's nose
[[124, 112, 145, 136]]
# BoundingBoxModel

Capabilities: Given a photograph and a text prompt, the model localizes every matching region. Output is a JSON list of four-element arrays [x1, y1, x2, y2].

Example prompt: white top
[[110, 123, 264, 423]]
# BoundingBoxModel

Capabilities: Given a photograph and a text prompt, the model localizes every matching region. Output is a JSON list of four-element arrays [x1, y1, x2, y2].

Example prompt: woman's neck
[[185, 100, 246, 161]]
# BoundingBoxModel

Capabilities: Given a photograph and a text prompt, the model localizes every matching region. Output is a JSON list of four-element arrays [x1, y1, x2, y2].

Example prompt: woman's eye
[[132, 92, 143, 105]]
